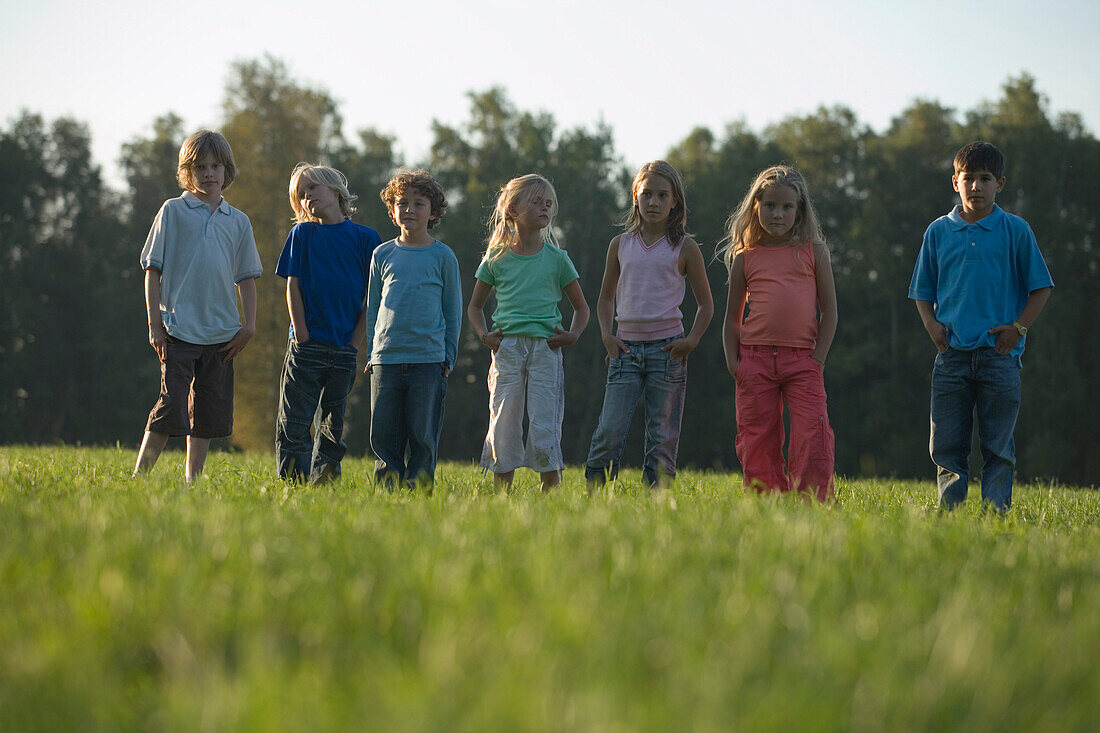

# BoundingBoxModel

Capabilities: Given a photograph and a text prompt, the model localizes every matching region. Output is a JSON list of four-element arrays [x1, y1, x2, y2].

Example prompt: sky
[[3, 0, 1098, 189]]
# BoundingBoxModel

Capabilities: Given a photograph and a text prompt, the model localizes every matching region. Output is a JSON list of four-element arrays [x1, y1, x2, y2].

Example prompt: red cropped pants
[[735, 345, 835, 501]]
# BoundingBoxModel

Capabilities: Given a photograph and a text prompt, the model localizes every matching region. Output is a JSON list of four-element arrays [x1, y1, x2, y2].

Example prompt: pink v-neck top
[[740, 242, 819, 348], [615, 231, 685, 341]]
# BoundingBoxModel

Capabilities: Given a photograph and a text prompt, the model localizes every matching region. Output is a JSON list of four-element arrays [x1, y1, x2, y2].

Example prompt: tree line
[[2, 57, 1097, 485]]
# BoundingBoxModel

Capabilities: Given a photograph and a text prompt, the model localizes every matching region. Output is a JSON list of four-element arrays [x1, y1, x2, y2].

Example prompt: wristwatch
[[1012, 321, 1028, 336]]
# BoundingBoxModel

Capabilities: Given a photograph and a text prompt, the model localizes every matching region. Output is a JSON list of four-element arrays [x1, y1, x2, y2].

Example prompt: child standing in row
[[365, 170, 462, 488], [720, 165, 838, 501], [909, 141, 1053, 511], [274, 163, 381, 482], [135, 130, 262, 482], [585, 161, 712, 489], [467, 174, 590, 491]]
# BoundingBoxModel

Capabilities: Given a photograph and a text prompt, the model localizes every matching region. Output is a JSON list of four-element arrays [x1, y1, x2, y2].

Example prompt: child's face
[[510, 189, 554, 231], [191, 153, 225, 202], [755, 184, 799, 242], [952, 168, 1005, 218], [296, 178, 343, 225], [391, 189, 434, 239], [635, 174, 676, 228]]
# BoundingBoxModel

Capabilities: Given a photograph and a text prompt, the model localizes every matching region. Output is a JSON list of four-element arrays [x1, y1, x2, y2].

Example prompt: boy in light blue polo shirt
[[909, 141, 1053, 511], [366, 169, 462, 488], [135, 130, 262, 482]]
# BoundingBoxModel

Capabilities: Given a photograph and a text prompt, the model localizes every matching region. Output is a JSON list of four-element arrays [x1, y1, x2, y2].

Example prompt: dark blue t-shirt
[[276, 219, 381, 346]]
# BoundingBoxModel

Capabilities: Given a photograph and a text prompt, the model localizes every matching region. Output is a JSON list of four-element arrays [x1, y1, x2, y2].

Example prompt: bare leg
[[540, 469, 560, 492], [134, 431, 169, 475], [494, 470, 514, 492], [186, 437, 211, 482]]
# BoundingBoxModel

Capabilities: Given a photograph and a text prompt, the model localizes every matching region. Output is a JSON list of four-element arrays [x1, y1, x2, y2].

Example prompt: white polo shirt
[[140, 191, 262, 345]]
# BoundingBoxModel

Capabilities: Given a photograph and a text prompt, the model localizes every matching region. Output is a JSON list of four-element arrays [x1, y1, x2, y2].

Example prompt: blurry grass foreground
[[1, 445, 1099, 732]]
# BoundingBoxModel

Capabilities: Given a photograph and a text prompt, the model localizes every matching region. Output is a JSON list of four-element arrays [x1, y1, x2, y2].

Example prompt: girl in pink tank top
[[585, 161, 713, 489], [717, 165, 838, 501]]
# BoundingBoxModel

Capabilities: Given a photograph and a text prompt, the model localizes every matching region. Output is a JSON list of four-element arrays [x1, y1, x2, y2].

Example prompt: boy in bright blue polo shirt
[[275, 163, 381, 482], [909, 141, 1053, 511]]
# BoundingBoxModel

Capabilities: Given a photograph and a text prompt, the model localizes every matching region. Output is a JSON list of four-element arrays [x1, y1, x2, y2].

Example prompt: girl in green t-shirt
[[467, 174, 590, 491]]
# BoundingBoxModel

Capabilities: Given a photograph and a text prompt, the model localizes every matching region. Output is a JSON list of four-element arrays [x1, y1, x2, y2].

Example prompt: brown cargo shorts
[[145, 336, 234, 438]]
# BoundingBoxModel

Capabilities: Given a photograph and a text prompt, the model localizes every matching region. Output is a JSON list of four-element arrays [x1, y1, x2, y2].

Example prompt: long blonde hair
[[621, 160, 691, 246], [716, 165, 825, 268], [288, 162, 357, 224], [482, 174, 559, 262]]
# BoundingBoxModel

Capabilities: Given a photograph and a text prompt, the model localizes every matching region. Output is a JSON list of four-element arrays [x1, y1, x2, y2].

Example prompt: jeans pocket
[[607, 357, 622, 382], [665, 353, 687, 383]]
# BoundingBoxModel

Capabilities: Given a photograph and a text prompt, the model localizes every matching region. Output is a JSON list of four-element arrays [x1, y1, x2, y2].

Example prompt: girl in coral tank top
[[718, 165, 838, 501]]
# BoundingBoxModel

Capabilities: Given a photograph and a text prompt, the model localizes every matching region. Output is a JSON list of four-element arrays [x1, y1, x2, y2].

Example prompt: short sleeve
[[1017, 223, 1054, 293], [475, 258, 496, 285], [908, 224, 938, 301], [276, 224, 306, 279], [557, 249, 580, 287], [139, 200, 171, 271], [233, 216, 263, 282]]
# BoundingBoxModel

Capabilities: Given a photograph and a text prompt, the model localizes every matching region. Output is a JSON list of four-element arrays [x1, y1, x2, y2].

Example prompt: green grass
[[1, 445, 1098, 732]]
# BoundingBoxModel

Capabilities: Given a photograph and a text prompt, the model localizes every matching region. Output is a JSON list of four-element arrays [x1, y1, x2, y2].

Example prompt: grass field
[[1, 445, 1098, 732]]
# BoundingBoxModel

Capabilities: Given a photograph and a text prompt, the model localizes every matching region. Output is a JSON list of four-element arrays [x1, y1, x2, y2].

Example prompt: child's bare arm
[[914, 300, 948, 352], [144, 267, 167, 362], [722, 254, 747, 378], [663, 238, 713, 359], [286, 276, 310, 343], [988, 286, 1053, 354], [597, 236, 628, 359], [351, 308, 368, 351], [812, 243, 838, 365], [467, 280, 502, 351], [547, 279, 590, 349], [220, 277, 257, 362]]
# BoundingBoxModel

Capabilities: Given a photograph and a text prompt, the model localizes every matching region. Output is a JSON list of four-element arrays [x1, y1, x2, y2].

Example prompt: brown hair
[[379, 168, 448, 229], [621, 160, 691, 246], [176, 130, 238, 192]]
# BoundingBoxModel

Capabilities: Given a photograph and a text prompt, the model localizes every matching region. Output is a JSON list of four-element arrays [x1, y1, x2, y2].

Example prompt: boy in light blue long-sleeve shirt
[[366, 169, 462, 487]]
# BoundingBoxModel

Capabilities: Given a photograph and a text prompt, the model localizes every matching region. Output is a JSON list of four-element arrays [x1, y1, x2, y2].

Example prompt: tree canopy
[[2, 67, 1096, 484]]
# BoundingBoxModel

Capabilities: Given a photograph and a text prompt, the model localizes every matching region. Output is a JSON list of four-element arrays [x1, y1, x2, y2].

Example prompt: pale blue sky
[[3, 0, 1097, 188]]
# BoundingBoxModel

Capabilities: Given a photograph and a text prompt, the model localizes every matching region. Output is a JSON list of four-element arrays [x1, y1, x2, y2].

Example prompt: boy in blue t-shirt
[[909, 142, 1053, 511], [365, 169, 462, 488], [275, 163, 381, 482]]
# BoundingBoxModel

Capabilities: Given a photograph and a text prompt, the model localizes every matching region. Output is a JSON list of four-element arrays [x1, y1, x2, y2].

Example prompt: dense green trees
[[2, 66, 1096, 484]]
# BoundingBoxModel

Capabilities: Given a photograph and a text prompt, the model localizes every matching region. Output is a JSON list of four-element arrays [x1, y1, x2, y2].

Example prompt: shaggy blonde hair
[[482, 174, 559, 262], [177, 130, 238, 192], [621, 160, 691, 246], [716, 164, 825, 268], [288, 162, 357, 224]]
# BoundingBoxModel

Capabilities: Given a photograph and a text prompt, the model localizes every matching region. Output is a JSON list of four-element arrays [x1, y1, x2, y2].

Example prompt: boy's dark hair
[[380, 169, 448, 230], [954, 141, 1005, 179]]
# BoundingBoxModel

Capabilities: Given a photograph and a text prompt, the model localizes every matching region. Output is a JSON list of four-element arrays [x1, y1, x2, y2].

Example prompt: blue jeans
[[370, 362, 447, 487], [275, 340, 359, 482], [930, 347, 1021, 511], [585, 335, 687, 486]]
